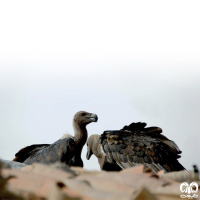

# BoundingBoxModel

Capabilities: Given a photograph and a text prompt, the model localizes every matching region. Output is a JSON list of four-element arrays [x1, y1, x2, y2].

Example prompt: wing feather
[[100, 122, 185, 173], [13, 144, 50, 162], [14, 138, 76, 165]]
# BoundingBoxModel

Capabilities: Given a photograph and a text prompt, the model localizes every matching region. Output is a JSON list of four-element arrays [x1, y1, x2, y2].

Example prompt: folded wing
[[13, 137, 76, 165]]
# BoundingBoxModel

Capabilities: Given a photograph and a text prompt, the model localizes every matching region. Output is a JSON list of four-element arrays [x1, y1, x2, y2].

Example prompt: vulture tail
[[166, 160, 186, 172]]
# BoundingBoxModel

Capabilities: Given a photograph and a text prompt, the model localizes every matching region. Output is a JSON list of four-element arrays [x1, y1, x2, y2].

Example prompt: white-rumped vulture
[[86, 122, 185, 173], [13, 111, 98, 167]]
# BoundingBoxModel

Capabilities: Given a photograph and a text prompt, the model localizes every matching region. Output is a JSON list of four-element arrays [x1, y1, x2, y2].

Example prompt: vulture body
[[87, 122, 185, 173], [13, 111, 98, 167]]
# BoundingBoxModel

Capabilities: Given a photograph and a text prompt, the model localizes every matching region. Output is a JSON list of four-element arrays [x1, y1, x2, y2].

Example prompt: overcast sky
[[0, 1, 200, 170]]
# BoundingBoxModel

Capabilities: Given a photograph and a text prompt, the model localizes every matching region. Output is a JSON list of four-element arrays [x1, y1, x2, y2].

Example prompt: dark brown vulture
[[13, 111, 98, 167], [86, 122, 185, 173]]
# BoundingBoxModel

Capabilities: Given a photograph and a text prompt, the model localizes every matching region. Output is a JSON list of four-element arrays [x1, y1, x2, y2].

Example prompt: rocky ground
[[0, 161, 199, 200]]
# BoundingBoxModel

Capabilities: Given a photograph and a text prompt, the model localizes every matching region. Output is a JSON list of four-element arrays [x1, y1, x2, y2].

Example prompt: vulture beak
[[86, 150, 93, 160], [87, 113, 98, 122]]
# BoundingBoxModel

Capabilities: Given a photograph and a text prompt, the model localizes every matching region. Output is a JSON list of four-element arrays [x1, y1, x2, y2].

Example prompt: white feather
[[60, 132, 74, 140]]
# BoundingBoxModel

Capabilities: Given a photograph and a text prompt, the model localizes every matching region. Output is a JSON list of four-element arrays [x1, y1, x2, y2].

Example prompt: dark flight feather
[[13, 144, 50, 163]]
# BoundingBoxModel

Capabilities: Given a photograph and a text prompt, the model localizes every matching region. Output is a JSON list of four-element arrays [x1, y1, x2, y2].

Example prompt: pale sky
[[0, 1, 200, 170]]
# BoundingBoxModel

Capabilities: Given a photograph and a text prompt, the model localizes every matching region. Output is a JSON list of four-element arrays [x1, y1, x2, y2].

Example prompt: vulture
[[13, 111, 98, 167], [86, 122, 185, 173]]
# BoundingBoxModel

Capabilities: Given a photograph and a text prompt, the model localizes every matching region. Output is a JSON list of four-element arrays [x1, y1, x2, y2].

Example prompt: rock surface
[[0, 161, 199, 200]]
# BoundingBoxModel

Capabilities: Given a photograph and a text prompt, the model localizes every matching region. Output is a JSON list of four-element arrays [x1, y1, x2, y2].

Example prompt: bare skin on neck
[[70, 111, 98, 167], [86, 134, 106, 170], [73, 123, 87, 156]]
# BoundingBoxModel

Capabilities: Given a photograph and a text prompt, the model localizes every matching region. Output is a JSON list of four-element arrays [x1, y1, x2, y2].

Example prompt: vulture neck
[[94, 142, 104, 158], [73, 120, 88, 155]]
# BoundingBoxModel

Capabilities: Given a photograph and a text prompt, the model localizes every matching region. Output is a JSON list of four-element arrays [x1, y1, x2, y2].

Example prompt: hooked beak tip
[[89, 113, 98, 122], [86, 151, 92, 160]]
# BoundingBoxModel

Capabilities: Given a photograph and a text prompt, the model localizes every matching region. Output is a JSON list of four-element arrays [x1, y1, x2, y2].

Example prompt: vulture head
[[86, 134, 102, 160], [73, 111, 98, 126]]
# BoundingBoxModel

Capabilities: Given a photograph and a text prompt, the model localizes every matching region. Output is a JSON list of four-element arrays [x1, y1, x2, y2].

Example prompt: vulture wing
[[13, 137, 76, 165], [100, 122, 185, 174], [13, 144, 50, 162]]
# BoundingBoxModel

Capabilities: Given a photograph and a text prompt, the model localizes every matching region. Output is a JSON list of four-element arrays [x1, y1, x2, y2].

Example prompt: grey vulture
[[86, 122, 185, 173], [13, 111, 98, 167]]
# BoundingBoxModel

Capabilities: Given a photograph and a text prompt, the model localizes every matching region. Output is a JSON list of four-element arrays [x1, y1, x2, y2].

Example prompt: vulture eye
[[81, 113, 86, 116]]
